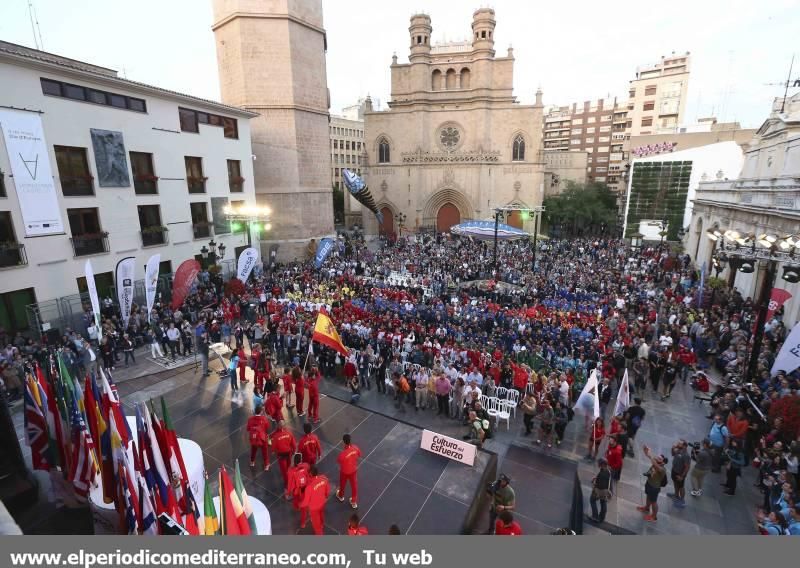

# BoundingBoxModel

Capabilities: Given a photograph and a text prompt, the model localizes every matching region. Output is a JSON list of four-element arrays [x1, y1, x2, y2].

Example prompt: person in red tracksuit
[[347, 514, 368, 535], [238, 346, 249, 384], [293, 367, 305, 417], [254, 346, 270, 393], [299, 422, 322, 465], [306, 366, 321, 423], [336, 434, 362, 509], [281, 367, 294, 409], [247, 404, 271, 471], [300, 465, 330, 535], [270, 420, 297, 490], [265, 390, 284, 423], [495, 511, 523, 535], [286, 453, 311, 528]]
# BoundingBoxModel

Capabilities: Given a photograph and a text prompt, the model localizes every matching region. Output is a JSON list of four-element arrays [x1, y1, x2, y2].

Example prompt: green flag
[[160, 396, 173, 431], [203, 476, 220, 535], [234, 459, 258, 534]]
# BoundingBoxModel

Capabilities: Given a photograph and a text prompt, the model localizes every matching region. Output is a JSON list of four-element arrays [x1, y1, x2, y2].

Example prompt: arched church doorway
[[379, 207, 394, 237], [436, 203, 461, 232]]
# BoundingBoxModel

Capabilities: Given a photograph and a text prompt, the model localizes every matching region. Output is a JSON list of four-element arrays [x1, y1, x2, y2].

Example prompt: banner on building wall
[[115, 257, 136, 329], [314, 238, 335, 269], [0, 110, 64, 236], [171, 260, 201, 311], [144, 254, 161, 323], [236, 247, 259, 282], [84, 260, 101, 330], [771, 323, 800, 376], [766, 288, 793, 322]]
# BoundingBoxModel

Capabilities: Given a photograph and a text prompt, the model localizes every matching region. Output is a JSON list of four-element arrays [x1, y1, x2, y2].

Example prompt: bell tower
[[471, 8, 496, 58]]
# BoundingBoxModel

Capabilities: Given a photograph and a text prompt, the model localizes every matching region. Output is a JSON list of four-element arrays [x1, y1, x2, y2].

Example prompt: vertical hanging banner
[[766, 288, 793, 322], [84, 260, 101, 329], [771, 323, 800, 376], [115, 257, 136, 329], [0, 110, 64, 236], [236, 247, 259, 282], [314, 238, 335, 269], [144, 254, 161, 323], [171, 260, 201, 310]]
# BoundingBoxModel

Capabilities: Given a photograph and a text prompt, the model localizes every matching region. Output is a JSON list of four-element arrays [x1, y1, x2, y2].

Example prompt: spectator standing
[[690, 439, 712, 497], [589, 458, 612, 523], [637, 445, 667, 522], [668, 440, 691, 508]]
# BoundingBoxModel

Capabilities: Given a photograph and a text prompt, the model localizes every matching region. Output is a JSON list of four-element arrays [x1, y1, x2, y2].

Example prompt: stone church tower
[[212, 0, 334, 259], [363, 9, 544, 237]]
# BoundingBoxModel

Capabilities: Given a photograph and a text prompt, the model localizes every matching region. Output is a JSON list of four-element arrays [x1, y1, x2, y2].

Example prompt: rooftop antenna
[[780, 54, 794, 113], [27, 1, 40, 49], [33, 1, 45, 50]]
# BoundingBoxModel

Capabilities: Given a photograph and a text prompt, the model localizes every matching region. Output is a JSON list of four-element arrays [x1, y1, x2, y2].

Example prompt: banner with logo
[[771, 322, 800, 376], [144, 254, 161, 323], [171, 259, 201, 310], [84, 260, 101, 329], [766, 288, 792, 322], [115, 257, 136, 329], [314, 238, 335, 269], [0, 110, 64, 236], [236, 247, 259, 282]]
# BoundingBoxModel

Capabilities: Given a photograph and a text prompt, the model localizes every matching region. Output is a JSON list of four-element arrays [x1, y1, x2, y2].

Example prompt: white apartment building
[[0, 41, 258, 333], [329, 113, 364, 227]]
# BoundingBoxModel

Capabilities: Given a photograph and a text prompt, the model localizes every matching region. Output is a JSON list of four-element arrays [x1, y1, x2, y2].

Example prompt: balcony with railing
[[140, 226, 169, 247], [0, 242, 27, 268], [134, 175, 159, 195], [70, 232, 109, 257], [192, 221, 213, 239]]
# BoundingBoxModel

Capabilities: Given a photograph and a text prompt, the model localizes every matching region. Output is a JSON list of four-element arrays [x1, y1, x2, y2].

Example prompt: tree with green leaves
[[542, 181, 618, 238], [332, 185, 345, 225]]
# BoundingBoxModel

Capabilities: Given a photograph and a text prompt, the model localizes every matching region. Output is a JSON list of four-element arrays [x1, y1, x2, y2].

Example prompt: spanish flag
[[312, 311, 349, 357]]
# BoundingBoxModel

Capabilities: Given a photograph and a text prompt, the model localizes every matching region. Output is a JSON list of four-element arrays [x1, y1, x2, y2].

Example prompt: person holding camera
[[689, 439, 712, 497], [667, 440, 691, 508], [723, 438, 746, 496], [589, 458, 612, 523], [637, 445, 667, 522], [486, 474, 515, 535]]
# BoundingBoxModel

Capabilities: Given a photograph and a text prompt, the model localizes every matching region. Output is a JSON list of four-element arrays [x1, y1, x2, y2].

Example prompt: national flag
[[139, 403, 170, 508], [118, 460, 141, 535], [573, 369, 600, 418], [218, 466, 251, 535], [311, 311, 349, 357], [68, 397, 96, 499], [183, 485, 201, 536], [158, 397, 188, 510], [613, 369, 631, 417], [87, 372, 113, 503], [203, 477, 220, 535], [234, 459, 257, 534], [38, 365, 67, 471], [24, 374, 51, 471], [766, 288, 793, 322], [99, 370, 130, 447], [137, 474, 159, 535]]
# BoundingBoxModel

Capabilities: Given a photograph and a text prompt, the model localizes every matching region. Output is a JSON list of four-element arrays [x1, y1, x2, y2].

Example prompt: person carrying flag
[[306, 365, 322, 424], [336, 433, 362, 510], [299, 422, 322, 465], [300, 465, 330, 535], [270, 420, 297, 489]]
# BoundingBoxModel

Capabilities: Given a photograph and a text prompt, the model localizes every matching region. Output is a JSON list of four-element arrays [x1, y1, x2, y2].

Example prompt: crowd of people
[[3, 230, 798, 535]]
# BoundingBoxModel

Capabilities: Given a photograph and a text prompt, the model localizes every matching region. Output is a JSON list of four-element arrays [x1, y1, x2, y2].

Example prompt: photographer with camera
[[689, 439, 712, 497], [588, 458, 612, 523], [637, 445, 667, 522], [486, 474, 515, 535]]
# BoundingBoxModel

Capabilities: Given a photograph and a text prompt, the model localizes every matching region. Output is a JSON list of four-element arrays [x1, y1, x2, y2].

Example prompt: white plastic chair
[[496, 386, 509, 399], [525, 383, 535, 396], [506, 389, 520, 416], [479, 394, 490, 409], [496, 400, 513, 430], [486, 396, 501, 420]]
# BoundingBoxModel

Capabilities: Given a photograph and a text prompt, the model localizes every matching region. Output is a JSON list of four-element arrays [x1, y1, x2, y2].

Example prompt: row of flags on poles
[[22, 355, 258, 535]]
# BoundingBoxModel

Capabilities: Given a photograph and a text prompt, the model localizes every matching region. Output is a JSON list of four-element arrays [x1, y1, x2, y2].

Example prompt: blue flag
[[314, 238, 335, 269]]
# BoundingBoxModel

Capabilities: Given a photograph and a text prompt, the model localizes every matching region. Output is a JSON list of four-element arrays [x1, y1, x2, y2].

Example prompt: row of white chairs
[[479, 395, 514, 430]]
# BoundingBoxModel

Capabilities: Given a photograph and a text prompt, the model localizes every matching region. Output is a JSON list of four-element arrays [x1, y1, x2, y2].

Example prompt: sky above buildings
[[1, 0, 798, 128]]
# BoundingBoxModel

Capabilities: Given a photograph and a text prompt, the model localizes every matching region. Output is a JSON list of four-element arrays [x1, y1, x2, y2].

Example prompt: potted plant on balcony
[[75, 231, 109, 241], [186, 176, 209, 183], [141, 225, 168, 235]]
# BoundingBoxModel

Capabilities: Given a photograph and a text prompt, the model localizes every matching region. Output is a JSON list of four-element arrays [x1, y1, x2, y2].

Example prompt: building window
[[138, 205, 167, 247], [333, 140, 338, 150], [40, 78, 146, 112], [629, 89, 636, 98], [571, 128, 582, 135], [599, 136, 610, 143], [570, 139, 581, 145], [572, 118, 583, 125], [587, 117, 596, 123], [190, 202, 211, 239], [130, 151, 157, 195], [378, 138, 390, 163], [0, 169, 6, 197], [599, 126, 611, 132], [228, 159, 243, 192], [0, 212, 26, 268], [586, 127, 595, 134], [645, 85, 657, 96], [68, 208, 108, 256], [55, 146, 94, 196], [512, 135, 526, 161], [643, 101, 655, 111], [585, 137, 595, 144], [185, 156, 206, 193], [179, 107, 238, 139], [641, 117, 653, 127]]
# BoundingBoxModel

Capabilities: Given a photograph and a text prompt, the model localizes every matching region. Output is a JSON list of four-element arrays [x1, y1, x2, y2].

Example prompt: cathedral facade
[[362, 9, 545, 236]]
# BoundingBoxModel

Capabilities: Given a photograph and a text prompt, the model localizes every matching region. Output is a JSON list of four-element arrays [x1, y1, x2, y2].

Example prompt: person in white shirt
[[166, 323, 180, 359], [467, 369, 483, 387], [414, 369, 429, 410]]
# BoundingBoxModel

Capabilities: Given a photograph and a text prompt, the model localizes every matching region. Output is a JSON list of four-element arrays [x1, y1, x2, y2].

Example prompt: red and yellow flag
[[311, 312, 349, 357]]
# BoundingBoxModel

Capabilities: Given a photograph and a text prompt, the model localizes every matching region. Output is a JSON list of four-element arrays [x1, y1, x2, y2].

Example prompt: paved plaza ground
[[11, 343, 761, 535]]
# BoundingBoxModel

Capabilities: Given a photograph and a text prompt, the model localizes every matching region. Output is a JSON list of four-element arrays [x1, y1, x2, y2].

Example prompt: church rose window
[[439, 127, 460, 150]]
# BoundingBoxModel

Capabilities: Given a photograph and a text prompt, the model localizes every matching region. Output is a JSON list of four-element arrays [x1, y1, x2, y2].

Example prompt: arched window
[[378, 138, 390, 163], [431, 69, 442, 91], [512, 135, 525, 161], [445, 69, 457, 90], [460, 68, 471, 89]]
